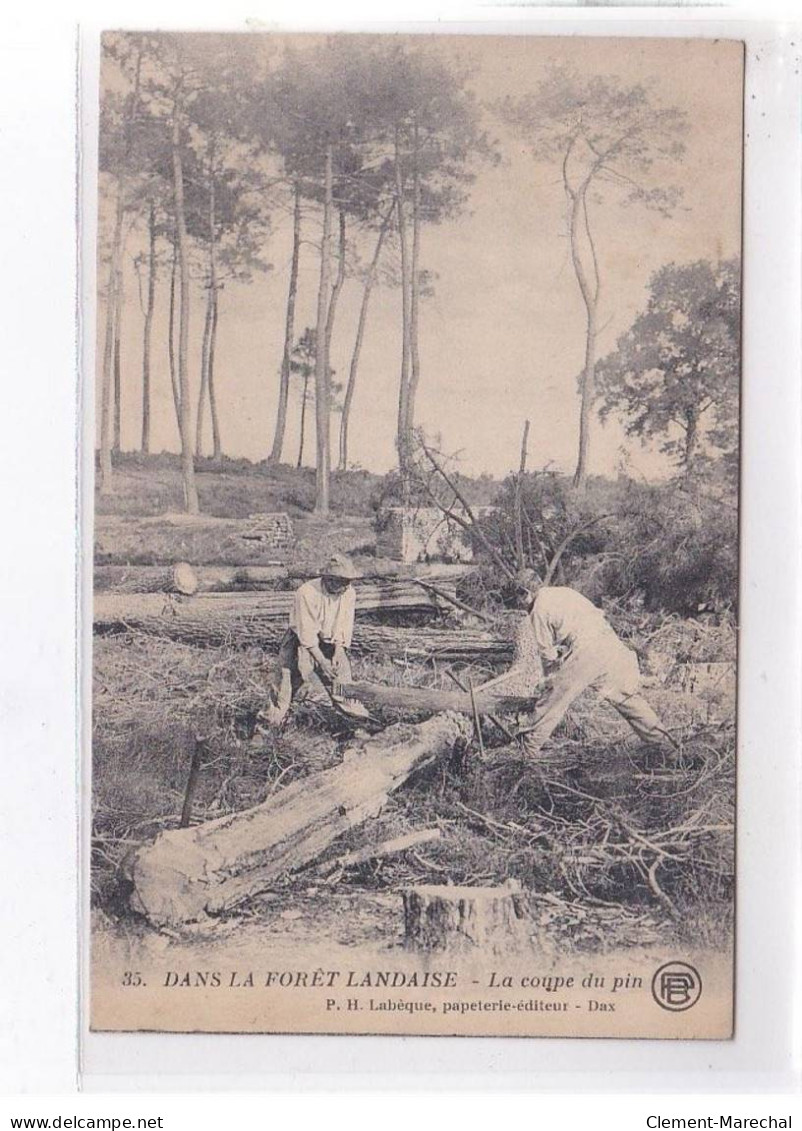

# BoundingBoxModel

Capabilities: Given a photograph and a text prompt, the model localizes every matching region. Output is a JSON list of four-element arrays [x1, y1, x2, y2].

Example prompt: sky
[[101, 33, 743, 480]]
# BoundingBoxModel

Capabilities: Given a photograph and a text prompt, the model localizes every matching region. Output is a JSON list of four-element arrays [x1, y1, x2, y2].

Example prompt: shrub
[[468, 469, 737, 616]]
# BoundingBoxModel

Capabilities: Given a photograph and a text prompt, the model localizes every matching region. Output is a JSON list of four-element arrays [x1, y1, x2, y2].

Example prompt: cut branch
[[419, 443, 516, 581]]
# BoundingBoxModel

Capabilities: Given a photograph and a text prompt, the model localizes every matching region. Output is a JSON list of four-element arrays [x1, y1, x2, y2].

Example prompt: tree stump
[[401, 883, 527, 954]]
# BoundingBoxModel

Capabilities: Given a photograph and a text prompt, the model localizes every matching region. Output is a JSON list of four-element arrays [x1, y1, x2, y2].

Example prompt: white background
[[1, 1, 800, 1123]]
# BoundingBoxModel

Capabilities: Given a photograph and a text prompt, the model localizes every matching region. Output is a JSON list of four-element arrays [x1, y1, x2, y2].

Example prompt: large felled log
[[129, 713, 472, 927], [94, 561, 473, 593], [336, 680, 534, 716], [94, 580, 453, 621], [94, 593, 512, 660], [92, 562, 201, 596], [402, 883, 527, 954]]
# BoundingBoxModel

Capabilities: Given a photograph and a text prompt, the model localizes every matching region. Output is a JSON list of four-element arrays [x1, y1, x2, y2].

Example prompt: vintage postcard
[[89, 31, 741, 1038]]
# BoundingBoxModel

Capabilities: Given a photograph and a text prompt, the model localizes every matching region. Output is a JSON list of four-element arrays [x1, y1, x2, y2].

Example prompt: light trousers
[[520, 637, 671, 756], [270, 630, 352, 724]]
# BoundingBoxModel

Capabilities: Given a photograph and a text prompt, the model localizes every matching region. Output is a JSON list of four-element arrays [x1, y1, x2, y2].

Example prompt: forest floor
[[91, 457, 737, 965]]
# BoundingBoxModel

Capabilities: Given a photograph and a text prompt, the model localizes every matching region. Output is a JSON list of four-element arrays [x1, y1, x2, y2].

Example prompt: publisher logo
[[651, 961, 702, 1011]]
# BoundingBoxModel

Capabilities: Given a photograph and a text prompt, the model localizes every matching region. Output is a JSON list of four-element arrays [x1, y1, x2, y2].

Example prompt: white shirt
[[529, 586, 618, 663], [290, 578, 356, 649]]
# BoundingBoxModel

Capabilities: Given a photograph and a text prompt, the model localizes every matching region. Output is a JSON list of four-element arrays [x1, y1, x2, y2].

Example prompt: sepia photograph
[[89, 30, 742, 1038]]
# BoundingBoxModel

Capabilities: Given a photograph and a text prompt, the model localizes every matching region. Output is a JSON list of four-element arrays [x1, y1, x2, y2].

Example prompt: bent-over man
[[510, 569, 674, 758], [263, 553, 359, 725]]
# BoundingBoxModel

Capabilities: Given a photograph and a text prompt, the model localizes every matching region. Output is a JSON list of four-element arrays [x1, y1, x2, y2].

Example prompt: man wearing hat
[[263, 553, 360, 725], [508, 568, 674, 759]]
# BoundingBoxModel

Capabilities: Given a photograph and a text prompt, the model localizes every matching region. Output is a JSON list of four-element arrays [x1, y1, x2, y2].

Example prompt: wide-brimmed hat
[[513, 567, 541, 591], [322, 553, 360, 581]]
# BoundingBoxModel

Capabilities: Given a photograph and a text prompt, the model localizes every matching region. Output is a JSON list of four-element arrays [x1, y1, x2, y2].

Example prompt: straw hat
[[322, 553, 360, 581], [513, 567, 541, 592]]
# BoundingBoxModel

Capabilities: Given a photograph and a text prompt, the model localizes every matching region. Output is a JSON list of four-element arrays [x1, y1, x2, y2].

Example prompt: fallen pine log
[[93, 593, 512, 660], [335, 680, 534, 716], [92, 562, 202, 596], [94, 580, 454, 619], [129, 713, 472, 927], [94, 561, 474, 593]]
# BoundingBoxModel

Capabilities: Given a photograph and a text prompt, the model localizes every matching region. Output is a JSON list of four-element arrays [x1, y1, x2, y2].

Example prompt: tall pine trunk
[[569, 187, 600, 491], [297, 368, 310, 468], [99, 217, 121, 493], [99, 47, 141, 495], [208, 290, 221, 461], [112, 275, 122, 453], [196, 154, 218, 460], [324, 207, 347, 366], [167, 232, 181, 433], [405, 121, 422, 442], [313, 145, 333, 516], [141, 201, 157, 454], [171, 90, 199, 514], [269, 180, 301, 465], [196, 289, 213, 458], [573, 306, 597, 490], [338, 207, 392, 471], [394, 129, 412, 487], [683, 408, 699, 475], [204, 149, 222, 462]]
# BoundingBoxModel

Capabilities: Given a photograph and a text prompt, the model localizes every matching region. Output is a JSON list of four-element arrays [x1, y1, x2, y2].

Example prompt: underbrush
[[95, 452, 384, 519], [92, 622, 735, 953]]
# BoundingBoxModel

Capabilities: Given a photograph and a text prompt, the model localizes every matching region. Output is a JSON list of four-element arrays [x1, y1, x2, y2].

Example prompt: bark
[[94, 561, 474, 593], [570, 186, 600, 491], [141, 201, 157, 454], [270, 180, 302, 465], [129, 713, 472, 926], [405, 119, 422, 441], [514, 420, 530, 570], [324, 206, 347, 369], [171, 89, 200, 514], [93, 594, 512, 660], [99, 212, 121, 493], [402, 884, 526, 953], [208, 290, 221, 460], [195, 287, 213, 457], [196, 154, 219, 460], [112, 280, 122, 453], [683, 408, 699, 473], [297, 367, 310, 467], [394, 128, 412, 482], [94, 579, 457, 620], [573, 303, 598, 490], [338, 207, 392, 471], [179, 738, 206, 828], [167, 233, 181, 431], [206, 158, 221, 461], [327, 828, 442, 872], [98, 47, 142, 495], [335, 681, 536, 716], [94, 563, 199, 595], [314, 145, 334, 515]]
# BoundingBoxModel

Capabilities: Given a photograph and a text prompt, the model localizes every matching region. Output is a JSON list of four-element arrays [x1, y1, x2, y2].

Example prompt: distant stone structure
[[376, 506, 495, 564], [240, 512, 294, 550]]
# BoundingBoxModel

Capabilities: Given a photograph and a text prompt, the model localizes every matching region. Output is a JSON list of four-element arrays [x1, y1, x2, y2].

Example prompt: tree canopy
[[596, 258, 740, 474]]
